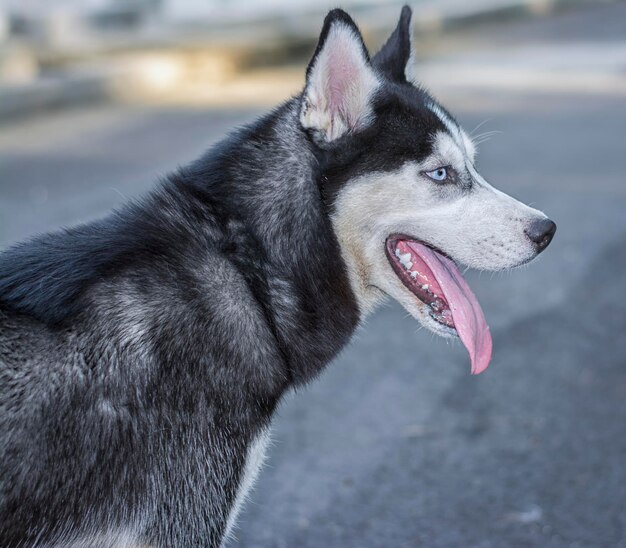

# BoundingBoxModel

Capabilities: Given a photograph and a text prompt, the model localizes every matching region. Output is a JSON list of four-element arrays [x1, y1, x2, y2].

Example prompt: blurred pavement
[[1, 3, 626, 547]]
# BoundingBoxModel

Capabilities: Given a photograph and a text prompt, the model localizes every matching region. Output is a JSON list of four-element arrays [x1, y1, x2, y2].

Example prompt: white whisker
[[470, 118, 492, 137]]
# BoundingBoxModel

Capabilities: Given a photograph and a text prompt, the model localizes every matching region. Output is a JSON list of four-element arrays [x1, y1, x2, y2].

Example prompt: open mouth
[[385, 236, 492, 375]]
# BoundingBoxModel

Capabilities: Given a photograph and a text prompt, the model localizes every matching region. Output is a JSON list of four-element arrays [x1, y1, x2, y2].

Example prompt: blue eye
[[425, 167, 448, 182]]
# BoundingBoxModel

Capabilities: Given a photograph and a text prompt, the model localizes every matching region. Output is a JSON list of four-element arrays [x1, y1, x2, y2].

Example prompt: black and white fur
[[0, 7, 554, 547]]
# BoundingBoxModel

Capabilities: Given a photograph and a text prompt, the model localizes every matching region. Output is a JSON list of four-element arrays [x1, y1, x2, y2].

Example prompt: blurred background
[[1, 0, 626, 546]]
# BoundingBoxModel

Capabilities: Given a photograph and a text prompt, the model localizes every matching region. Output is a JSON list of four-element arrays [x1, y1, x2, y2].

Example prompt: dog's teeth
[[410, 271, 418, 279], [422, 284, 429, 290], [397, 252, 413, 270]]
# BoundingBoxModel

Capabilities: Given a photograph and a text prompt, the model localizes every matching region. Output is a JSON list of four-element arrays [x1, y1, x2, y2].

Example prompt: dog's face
[[300, 8, 556, 373]]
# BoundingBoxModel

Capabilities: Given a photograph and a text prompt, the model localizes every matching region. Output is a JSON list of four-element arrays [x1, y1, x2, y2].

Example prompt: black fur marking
[[319, 83, 450, 209]]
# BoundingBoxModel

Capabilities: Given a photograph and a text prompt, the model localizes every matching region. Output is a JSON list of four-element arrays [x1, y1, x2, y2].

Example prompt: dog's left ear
[[372, 5, 414, 83], [300, 9, 380, 143]]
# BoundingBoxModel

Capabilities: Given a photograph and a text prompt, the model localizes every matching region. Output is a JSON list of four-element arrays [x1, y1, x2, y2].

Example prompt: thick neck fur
[[0, 99, 359, 397]]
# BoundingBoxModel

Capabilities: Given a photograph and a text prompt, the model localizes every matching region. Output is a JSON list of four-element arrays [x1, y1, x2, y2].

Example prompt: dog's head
[[300, 7, 556, 374]]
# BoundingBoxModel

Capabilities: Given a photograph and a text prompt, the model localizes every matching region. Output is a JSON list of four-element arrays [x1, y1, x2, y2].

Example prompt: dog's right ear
[[300, 10, 380, 143], [372, 5, 414, 83]]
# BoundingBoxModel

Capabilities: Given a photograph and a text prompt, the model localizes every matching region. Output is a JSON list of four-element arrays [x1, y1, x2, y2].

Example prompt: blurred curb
[[0, 0, 620, 123]]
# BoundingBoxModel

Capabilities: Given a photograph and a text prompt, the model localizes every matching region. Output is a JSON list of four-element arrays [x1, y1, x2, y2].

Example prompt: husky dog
[[0, 6, 556, 547]]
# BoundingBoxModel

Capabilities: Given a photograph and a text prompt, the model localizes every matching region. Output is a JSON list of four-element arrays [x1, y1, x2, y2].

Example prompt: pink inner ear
[[326, 43, 361, 123]]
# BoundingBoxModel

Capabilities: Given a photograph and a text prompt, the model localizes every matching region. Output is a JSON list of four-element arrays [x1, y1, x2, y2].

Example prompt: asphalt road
[[1, 4, 626, 547]]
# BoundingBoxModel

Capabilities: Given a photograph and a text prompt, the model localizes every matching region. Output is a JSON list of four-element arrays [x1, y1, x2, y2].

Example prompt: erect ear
[[372, 5, 414, 83], [300, 9, 380, 143]]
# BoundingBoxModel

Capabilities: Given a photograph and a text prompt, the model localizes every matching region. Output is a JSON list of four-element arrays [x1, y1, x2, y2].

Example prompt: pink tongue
[[404, 241, 492, 375]]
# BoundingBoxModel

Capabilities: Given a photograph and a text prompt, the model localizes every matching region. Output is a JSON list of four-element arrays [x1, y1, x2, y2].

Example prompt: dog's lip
[[385, 235, 456, 330], [386, 233, 456, 264]]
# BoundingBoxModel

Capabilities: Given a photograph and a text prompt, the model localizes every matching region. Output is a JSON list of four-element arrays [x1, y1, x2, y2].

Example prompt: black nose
[[525, 218, 556, 252]]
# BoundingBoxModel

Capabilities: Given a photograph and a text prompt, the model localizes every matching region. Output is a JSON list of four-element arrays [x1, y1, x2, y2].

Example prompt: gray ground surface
[[1, 4, 626, 547]]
